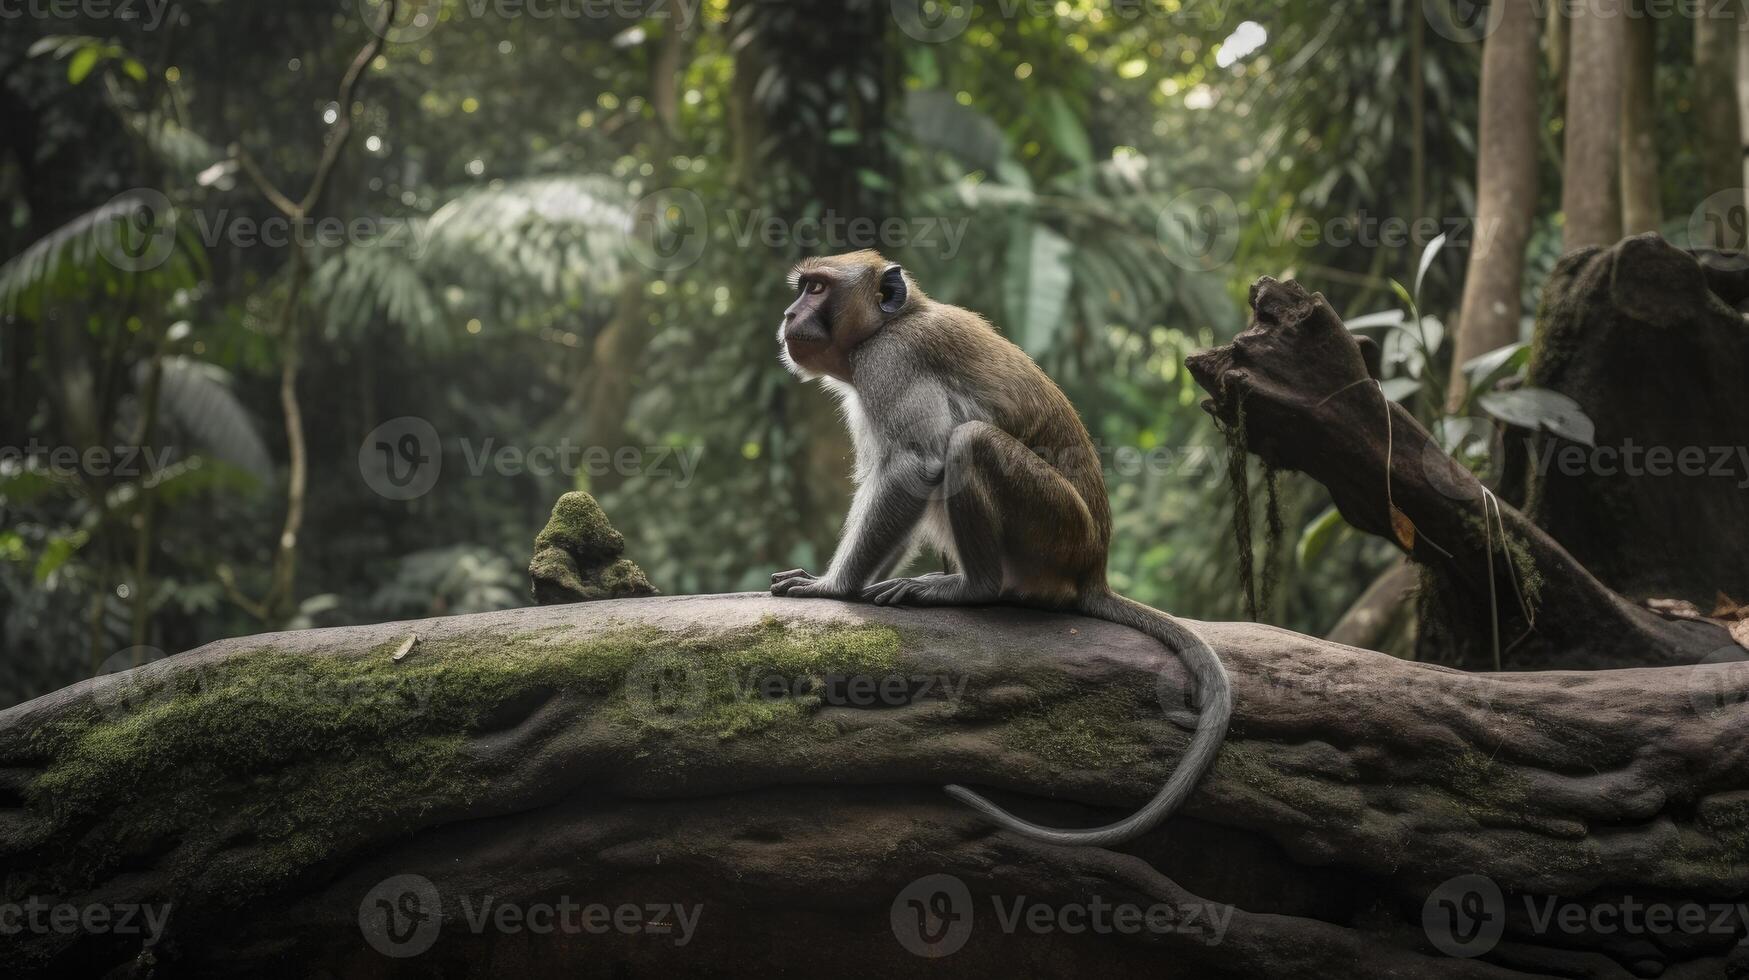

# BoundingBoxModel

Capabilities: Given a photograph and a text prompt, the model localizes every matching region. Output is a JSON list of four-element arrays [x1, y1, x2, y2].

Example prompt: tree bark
[[3, 593, 1746, 977], [1619, 9, 1661, 235], [1561, 0, 1623, 250], [1696, 0, 1745, 248], [1740, 14, 1749, 191], [1447, 0, 1540, 410], [1522, 235, 1749, 604], [1185, 273, 1734, 670]]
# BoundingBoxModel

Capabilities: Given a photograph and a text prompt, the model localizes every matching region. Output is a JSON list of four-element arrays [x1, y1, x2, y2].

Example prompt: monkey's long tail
[[943, 590, 1233, 848]]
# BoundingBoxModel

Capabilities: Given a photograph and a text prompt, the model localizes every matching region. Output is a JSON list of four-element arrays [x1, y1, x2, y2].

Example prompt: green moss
[[1211, 740, 1346, 815], [1004, 686, 1151, 770], [534, 491, 623, 563], [1696, 794, 1749, 866], [1442, 747, 1532, 821], [17, 618, 902, 906], [528, 492, 656, 603], [597, 557, 654, 597]]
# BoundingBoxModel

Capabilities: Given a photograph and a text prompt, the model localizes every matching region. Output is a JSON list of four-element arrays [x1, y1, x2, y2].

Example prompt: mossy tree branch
[[3, 593, 1746, 977]]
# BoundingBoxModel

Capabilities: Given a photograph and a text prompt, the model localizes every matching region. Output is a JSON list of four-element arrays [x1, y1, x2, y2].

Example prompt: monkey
[[768, 249, 1232, 848]]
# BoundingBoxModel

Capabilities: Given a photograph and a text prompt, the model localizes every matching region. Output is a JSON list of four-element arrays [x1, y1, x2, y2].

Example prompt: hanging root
[[1260, 463, 1285, 618], [1222, 384, 1259, 621]]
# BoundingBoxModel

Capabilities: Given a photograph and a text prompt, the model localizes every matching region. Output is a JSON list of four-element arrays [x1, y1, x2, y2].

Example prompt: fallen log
[[2, 594, 1746, 977]]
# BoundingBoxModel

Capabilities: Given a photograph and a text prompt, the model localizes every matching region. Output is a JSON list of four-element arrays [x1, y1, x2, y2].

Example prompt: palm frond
[[135, 356, 273, 482], [0, 192, 207, 320]]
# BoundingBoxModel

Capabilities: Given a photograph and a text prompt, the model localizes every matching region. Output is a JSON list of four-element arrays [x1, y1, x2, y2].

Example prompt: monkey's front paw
[[867, 574, 967, 606], [770, 570, 858, 600]]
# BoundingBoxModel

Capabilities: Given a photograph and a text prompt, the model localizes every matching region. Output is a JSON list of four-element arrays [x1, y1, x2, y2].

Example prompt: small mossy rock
[[529, 492, 657, 604]]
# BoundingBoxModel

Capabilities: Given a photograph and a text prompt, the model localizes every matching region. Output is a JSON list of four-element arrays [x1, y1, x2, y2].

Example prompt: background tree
[[1694, 0, 1744, 246], [1448, 0, 1540, 409], [1619, 7, 1660, 235], [1562, 0, 1623, 249]]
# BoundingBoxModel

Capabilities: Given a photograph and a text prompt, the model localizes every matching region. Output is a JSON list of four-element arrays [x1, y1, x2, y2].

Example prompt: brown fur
[[788, 250, 1113, 574], [773, 251, 1232, 848]]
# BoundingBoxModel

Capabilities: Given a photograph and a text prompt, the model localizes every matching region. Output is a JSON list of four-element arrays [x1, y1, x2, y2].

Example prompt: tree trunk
[[1619, 9, 1661, 235], [1523, 235, 1749, 605], [1695, 0, 1745, 248], [1447, 0, 1540, 410], [1739, 14, 1749, 190], [1545, 0, 1568, 109], [4, 593, 1746, 977], [1561, 0, 1623, 250]]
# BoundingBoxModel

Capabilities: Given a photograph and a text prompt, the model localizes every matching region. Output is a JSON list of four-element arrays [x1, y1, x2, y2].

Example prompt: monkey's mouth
[[777, 337, 811, 377]]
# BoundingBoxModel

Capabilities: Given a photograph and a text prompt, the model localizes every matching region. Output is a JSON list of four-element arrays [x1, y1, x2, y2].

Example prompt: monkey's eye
[[807, 281, 826, 296]]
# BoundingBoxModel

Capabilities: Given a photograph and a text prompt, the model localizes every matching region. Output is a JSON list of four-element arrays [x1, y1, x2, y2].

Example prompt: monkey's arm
[[772, 369, 955, 601], [771, 452, 939, 600]]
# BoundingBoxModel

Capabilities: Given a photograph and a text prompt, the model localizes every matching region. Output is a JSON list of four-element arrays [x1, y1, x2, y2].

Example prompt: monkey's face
[[778, 273, 850, 382], [778, 258, 910, 384]]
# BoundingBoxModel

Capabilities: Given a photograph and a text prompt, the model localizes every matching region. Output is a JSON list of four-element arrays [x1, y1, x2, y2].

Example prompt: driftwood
[[1185, 272, 1735, 670], [2, 593, 1747, 977]]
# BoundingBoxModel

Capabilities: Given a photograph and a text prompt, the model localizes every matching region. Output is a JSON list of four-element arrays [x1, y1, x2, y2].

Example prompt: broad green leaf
[[1344, 309, 1406, 330], [1005, 225, 1074, 356], [1461, 341, 1530, 394], [1381, 377, 1422, 402], [68, 46, 100, 84], [1296, 505, 1349, 568], [35, 530, 89, 582], [903, 90, 1010, 174], [1040, 90, 1093, 169], [1478, 387, 1597, 446]]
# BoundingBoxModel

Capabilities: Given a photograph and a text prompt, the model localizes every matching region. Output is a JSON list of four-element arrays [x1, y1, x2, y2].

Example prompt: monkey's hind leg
[[867, 421, 1099, 608]]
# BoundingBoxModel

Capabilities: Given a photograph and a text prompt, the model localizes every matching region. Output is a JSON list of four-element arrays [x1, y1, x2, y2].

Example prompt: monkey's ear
[[878, 264, 908, 314]]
